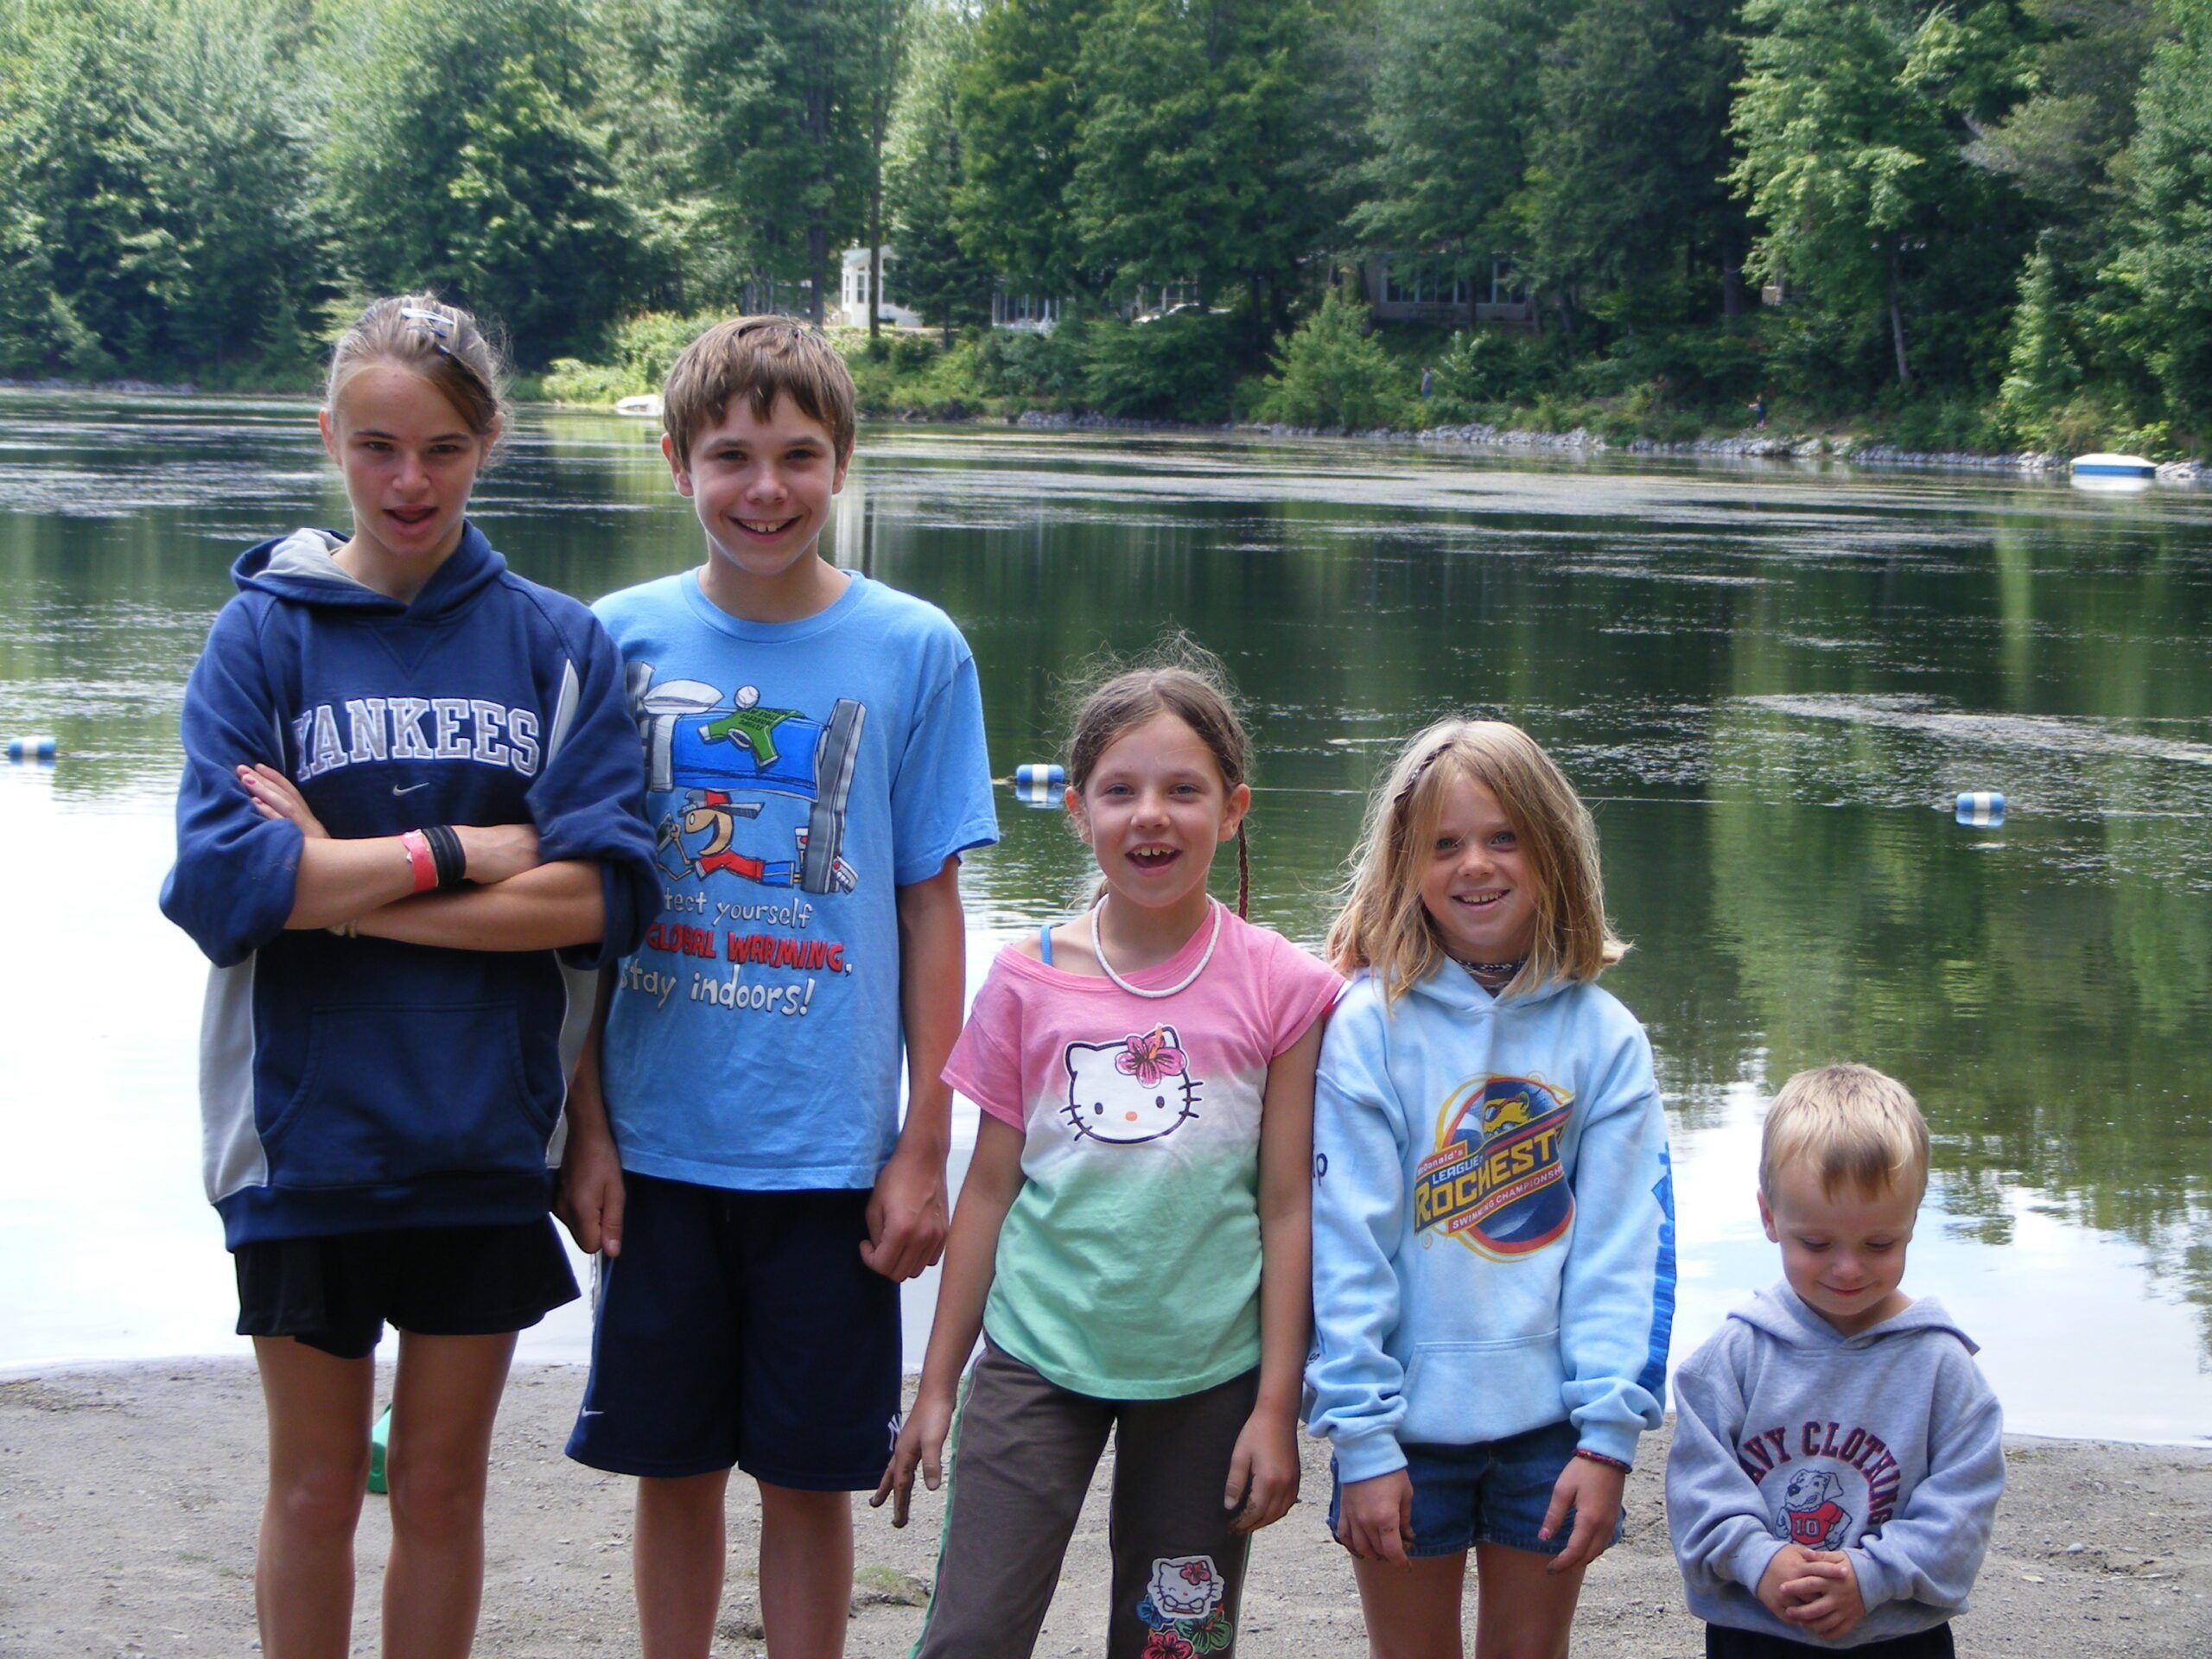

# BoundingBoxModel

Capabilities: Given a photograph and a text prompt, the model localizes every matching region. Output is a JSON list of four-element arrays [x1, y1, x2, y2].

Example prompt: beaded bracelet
[[1573, 1448, 1632, 1473]]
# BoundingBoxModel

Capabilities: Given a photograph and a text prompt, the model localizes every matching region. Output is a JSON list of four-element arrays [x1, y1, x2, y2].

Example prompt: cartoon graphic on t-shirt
[[626, 664, 863, 894], [1781, 1466, 1853, 1550], [1061, 1026, 1203, 1144]]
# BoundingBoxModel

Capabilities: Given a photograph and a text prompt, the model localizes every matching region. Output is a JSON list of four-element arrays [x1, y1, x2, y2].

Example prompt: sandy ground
[[3, 1360, 2209, 1657]]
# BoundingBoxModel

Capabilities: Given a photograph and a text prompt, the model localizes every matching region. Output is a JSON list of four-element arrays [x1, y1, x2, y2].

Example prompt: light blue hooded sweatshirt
[[1306, 964, 1675, 1482], [1667, 1283, 2005, 1647]]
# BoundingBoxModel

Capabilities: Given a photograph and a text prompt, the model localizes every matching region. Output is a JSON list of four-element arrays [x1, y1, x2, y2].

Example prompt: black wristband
[[422, 823, 467, 889]]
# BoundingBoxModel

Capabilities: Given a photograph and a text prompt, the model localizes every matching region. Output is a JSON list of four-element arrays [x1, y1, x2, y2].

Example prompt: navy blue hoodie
[[161, 524, 658, 1248]]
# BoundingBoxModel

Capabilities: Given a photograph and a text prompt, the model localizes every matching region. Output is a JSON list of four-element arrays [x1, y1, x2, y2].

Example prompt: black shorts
[[234, 1217, 580, 1360], [1707, 1621, 1955, 1658], [564, 1174, 901, 1491]]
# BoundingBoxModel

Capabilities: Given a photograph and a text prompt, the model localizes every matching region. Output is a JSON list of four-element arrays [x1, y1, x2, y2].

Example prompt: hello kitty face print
[[1061, 1025, 1203, 1144]]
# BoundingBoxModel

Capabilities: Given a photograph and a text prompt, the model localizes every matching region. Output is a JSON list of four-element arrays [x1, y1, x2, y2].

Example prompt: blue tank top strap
[[1038, 923, 1054, 966]]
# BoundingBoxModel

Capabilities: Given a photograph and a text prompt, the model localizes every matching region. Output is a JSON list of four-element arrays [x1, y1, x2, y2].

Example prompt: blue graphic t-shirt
[[593, 569, 999, 1189]]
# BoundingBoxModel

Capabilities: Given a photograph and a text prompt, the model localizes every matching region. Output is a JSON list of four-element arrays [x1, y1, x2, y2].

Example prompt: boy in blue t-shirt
[[559, 316, 999, 1656]]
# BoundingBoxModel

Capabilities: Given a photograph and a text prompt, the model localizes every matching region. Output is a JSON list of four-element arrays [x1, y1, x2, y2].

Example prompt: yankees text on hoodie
[[1667, 1282, 2005, 1648], [161, 525, 659, 1248], [1306, 965, 1676, 1480]]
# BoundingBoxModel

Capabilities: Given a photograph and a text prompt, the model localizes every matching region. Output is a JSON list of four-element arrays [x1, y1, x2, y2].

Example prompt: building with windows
[[837, 246, 926, 330], [1364, 255, 1534, 326]]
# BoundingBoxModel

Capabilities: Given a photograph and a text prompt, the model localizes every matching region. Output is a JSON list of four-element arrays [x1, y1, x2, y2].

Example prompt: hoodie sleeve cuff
[[1726, 1534, 1788, 1596], [1331, 1429, 1408, 1485], [1847, 1548, 1891, 1611], [1575, 1417, 1643, 1468]]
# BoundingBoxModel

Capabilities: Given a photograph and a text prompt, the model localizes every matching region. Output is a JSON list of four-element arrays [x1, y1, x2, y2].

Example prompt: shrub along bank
[[524, 296, 2193, 461]]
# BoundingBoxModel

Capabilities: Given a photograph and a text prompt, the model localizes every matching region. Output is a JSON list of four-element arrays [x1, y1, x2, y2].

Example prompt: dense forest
[[2, 0, 2208, 451]]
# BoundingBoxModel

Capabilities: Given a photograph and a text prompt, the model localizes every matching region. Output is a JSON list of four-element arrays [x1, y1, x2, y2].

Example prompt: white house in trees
[[838, 246, 927, 330]]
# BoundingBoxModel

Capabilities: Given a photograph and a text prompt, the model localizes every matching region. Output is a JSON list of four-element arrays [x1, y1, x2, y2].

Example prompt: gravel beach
[[4, 1360, 2209, 1657]]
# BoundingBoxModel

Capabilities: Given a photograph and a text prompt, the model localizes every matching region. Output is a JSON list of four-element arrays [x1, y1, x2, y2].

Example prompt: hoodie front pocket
[[265, 1003, 543, 1190], [1400, 1331, 1567, 1446]]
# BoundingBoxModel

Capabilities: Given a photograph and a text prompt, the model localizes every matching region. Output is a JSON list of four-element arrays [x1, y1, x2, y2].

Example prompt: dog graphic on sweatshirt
[[1781, 1466, 1852, 1550]]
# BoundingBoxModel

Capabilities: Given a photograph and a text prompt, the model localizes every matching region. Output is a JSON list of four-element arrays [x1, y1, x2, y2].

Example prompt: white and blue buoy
[[1955, 790, 2005, 827], [6, 735, 57, 763], [1014, 780, 1061, 810], [1013, 762, 1065, 790]]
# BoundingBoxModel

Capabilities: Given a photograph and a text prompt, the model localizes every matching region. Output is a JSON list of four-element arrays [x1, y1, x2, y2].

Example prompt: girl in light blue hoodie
[[1306, 719, 1675, 1659]]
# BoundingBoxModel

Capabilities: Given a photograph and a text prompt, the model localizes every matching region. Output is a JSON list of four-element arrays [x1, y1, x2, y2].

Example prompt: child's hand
[[1224, 1407, 1300, 1533], [1537, 1453, 1626, 1573], [237, 763, 327, 837], [555, 1121, 625, 1257], [1753, 1543, 1816, 1620], [870, 1383, 954, 1529], [1781, 1551, 1866, 1641], [860, 1138, 949, 1281], [1334, 1469, 1415, 1563]]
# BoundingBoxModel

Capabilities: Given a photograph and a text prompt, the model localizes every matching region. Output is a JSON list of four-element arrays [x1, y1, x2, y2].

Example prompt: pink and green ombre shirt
[[943, 905, 1340, 1399]]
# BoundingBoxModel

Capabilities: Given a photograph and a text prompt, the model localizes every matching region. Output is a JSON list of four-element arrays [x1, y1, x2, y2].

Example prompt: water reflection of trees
[[7, 409, 2211, 1351]]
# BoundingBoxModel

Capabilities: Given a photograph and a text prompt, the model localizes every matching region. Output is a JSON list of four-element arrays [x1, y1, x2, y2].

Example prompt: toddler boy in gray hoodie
[[1668, 1065, 2004, 1656]]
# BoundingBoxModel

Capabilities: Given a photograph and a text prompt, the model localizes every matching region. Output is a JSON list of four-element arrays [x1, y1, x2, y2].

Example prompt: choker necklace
[[1089, 898, 1223, 1000], [1456, 955, 1524, 981]]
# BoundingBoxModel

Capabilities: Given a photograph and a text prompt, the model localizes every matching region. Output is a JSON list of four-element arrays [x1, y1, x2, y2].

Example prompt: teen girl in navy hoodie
[[161, 296, 657, 1657]]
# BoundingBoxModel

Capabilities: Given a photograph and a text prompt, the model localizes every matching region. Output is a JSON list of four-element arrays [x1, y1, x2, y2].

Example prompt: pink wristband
[[1573, 1447, 1632, 1473], [400, 830, 438, 893]]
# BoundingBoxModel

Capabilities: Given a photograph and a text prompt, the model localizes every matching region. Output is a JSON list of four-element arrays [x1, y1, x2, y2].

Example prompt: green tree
[[888, 2, 997, 340], [1253, 283, 1414, 427], [1730, 0, 2031, 387], [1523, 0, 1748, 321], [590, 0, 728, 311], [670, 0, 874, 324], [0, 0, 325, 378], [855, 0, 912, 337], [149, 0, 330, 375], [323, 0, 636, 361], [1351, 0, 1567, 321], [1069, 0, 1355, 318], [953, 0, 1102, 296], [2105, 0, 2212, 434], [1968, 0, 2164, 223]]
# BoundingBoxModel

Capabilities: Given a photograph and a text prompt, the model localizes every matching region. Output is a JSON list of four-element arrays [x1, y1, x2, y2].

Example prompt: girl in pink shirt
[[874, 643, 1338, 1659]]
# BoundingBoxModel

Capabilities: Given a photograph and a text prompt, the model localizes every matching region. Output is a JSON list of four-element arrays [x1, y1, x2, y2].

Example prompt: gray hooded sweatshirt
[[1667, 1283, 2004, 1648]]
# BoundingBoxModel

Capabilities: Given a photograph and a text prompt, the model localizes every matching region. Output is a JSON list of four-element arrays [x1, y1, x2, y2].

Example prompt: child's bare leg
[[757, 1483, 853, 1659], [1350, 1551, 1465, 1659], [1470, 1542, 1585, 1659], [381, 1330, 518, 1659], [254, 1336, 375, 1659], [636, 1471, 731, 1659]]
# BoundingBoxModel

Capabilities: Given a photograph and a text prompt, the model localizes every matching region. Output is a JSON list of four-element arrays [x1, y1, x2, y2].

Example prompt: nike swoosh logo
[[579, 1408, 604, 1417], [392, 781, 430, 795]]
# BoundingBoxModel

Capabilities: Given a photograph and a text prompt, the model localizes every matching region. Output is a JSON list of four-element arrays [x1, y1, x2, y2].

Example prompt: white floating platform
[[613, 395, 663, 418], [2070, 452, 2157, 478]]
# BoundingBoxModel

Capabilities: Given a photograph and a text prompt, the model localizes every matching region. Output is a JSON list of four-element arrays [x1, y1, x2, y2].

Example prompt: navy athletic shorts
[[564, 1173, 902, 1490], [234, 1217, 579, 1361]]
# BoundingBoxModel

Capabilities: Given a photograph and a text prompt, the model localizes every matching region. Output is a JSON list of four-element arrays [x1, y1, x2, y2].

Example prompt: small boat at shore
[[2070, 452, 2156, 478], [613, 394, 662, 418]]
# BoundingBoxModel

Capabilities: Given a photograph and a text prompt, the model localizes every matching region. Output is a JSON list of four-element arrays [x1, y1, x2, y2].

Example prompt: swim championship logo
[[1414, 1075, 1573, 1259]]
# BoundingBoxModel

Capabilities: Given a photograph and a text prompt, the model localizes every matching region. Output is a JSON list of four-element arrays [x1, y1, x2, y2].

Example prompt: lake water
[[2, 390, 2208, 1443]]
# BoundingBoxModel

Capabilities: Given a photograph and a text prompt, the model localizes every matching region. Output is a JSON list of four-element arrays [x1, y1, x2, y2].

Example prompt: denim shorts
[[1328, 1417, 1624, 1560]]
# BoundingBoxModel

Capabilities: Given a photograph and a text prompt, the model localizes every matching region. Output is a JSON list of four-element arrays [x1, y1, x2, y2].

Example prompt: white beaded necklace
[[1088, 897, 1223, 1000]]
